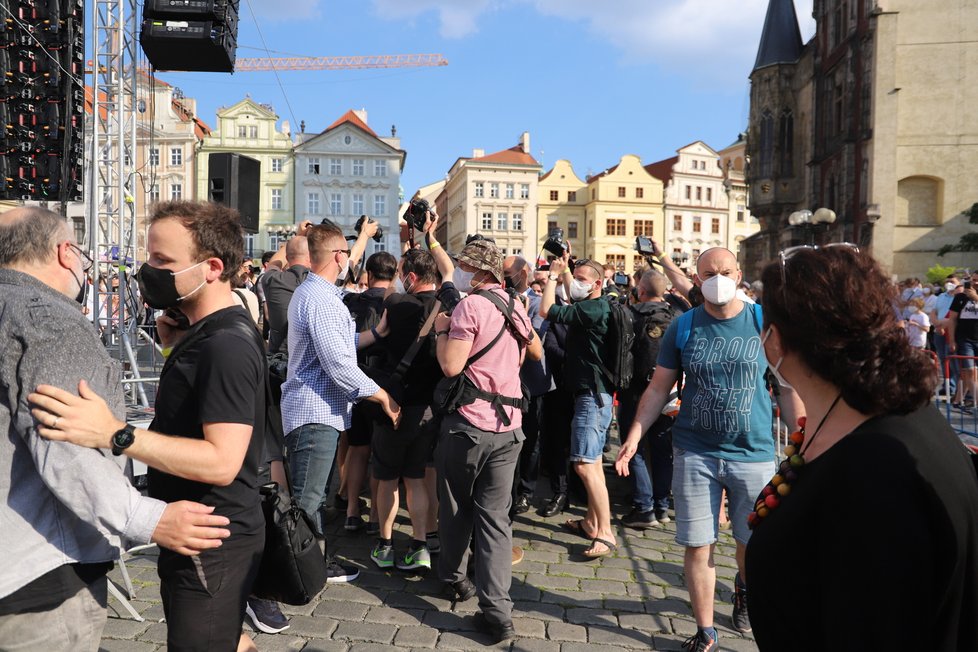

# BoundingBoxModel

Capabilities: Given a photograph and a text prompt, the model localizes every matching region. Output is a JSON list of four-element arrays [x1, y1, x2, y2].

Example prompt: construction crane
[[138, 53, 448, 73]]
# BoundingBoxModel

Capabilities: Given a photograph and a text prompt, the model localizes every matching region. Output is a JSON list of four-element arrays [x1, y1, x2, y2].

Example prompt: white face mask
[[336, 259, 350, 281], [569, 278, 595, 302], [946, 282, 958, 293], [394, 275, 412, 294], [701, 274, 738, 306], [453, 268, 476, 290], [761, 326, 792, 389]]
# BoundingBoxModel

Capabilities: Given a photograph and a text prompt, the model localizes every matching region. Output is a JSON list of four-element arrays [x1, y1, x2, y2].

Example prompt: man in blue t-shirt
[[614, 247, 800, 651]]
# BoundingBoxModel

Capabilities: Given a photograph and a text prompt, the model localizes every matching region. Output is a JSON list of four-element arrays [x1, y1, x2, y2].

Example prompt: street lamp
[[788, 207, 836, 245]]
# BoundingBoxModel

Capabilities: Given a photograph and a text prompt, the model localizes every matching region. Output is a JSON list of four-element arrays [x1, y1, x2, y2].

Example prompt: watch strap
[[111, 424, 136, 456]]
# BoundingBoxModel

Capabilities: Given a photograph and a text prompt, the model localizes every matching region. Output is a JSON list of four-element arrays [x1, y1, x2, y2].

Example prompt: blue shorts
[[956, 338, 978, 369], [672, 448, 775, 547], [569, 392, 613, 463]]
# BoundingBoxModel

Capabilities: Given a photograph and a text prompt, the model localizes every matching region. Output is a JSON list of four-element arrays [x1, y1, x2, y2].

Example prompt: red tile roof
[[471, 145, 539, 166], [172, 98, 211, 139], [644, 156, 678, 183], [326, 109, 377, 137]]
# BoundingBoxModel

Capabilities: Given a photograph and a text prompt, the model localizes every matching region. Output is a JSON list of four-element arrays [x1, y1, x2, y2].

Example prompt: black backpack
[[629, 301, 677, 390], [594, 296, 635, 392], [343, 291, 385, 367]]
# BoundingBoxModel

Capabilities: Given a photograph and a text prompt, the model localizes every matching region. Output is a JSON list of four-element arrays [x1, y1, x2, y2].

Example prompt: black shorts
[[347, 402, 375, 447], [372, 404, 437, 481], [158, 529, 264, 652]]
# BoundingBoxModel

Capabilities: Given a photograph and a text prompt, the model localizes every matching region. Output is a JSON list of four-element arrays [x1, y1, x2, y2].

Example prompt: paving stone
[[594, 566, 632, 582], [321, 585, 387, 606], [522, 550, 563, 564], [136, 622, 168, 645], [603, 597, 647, 613], [385, 591, 454, 612], [559, 643, 624, 652], [394, 626, 439, 648], [545, 622, 587, 642], [512, 617, 546, 639], [348, 644, 413, 652], [299, 640, 351, 652], [252, 634, 315, 652], [279, 600, 321, 617], [650, 634, 690, 651], [434, 630, 499, 649], [529, 574, 579, 590], [283, 615, 340, 639], [511, 639, 560, 652], [101, 616, 152, 640], [365, 607, 425, 626], [98, 639, 158, 652], [618, 612, 671, 633], [670, 616, 698, 636], [579, 578, 627, 594], [513, 601, 565, 621], [563, 608, 617, 627], [510, 582, 543, 601], [527, 541, 566, 553], [512, 560, 549, 574], [645, 598, 693, 617], [332, 622, 397, 644], [587, 625, 653, 648], [314, 601, 371, 621], [546, 563, 595, 579], [540, 590, 604, 608], [422, 610, 478, 631]]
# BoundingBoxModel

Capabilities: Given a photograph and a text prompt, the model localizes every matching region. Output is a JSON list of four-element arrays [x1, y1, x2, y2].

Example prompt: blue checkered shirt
[[281, 273, 380, 434]]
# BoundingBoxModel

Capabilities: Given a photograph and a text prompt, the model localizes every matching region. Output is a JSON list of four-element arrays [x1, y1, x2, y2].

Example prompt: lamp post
[[788, 207, 836, 246]]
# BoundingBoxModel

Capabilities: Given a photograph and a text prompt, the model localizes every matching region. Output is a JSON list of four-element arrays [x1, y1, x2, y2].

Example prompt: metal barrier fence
[[942, 355, 978, 438]]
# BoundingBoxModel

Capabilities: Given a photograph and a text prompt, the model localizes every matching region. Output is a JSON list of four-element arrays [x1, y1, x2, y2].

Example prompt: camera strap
[[392, 298, 442, 381]]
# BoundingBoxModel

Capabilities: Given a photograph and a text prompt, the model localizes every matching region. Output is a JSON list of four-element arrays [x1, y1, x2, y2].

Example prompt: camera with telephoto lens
[[635, 236, 656, 257], [354, 214, 384, 242], [543, 227, 569, 257], [405, 198, 431, 231]]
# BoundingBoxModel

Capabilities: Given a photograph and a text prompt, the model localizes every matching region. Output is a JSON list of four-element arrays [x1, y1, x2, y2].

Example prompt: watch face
[[113, 426, 135, 450]]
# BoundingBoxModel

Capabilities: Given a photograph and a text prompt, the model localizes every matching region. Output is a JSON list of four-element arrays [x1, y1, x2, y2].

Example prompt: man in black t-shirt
[[947, 271, 978, 413], [340, 251, 396, 533], [264, 235, 311, 355], [369, 248, 448, 572], [31, 201, 268, 651]]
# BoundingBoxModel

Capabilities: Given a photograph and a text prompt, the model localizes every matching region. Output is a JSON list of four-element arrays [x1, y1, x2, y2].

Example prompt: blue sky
[[158, 0, 815, 197]]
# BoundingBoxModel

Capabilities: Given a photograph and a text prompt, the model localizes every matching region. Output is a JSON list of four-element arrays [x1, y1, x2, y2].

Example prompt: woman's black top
[[746, 404, 978, 651]]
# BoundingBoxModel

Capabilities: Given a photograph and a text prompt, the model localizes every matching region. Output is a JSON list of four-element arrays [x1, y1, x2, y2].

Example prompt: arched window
[[896, 176, 942, 226], [759, 110, 774, 178], [778, 110, 794, 177]]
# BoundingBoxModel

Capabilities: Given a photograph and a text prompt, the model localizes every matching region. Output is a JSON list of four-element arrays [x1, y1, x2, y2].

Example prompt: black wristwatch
[[111, 424, 136, 456]]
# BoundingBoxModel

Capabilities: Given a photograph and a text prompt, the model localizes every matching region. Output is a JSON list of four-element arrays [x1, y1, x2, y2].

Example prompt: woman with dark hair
[[746, 244, 978, 651]]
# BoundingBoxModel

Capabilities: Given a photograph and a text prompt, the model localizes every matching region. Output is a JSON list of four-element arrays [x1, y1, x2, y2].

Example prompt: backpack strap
[[393, 299, 442, 380], [474, 290, 531, 347], [675, 307, 697, 355]]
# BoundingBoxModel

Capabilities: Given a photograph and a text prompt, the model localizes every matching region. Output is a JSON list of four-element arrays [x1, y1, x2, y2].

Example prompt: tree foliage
[[938, 202, 978, 256], [927, 264, 957, 284]]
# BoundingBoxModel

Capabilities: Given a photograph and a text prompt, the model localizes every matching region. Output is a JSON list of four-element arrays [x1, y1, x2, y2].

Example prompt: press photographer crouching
[[367, 209, 459, 572]]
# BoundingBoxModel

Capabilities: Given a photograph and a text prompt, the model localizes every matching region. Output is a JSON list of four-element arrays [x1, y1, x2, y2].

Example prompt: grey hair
[[0, 207, 71, 267]]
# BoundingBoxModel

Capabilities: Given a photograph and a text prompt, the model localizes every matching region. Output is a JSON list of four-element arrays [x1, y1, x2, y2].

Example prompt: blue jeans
[[934, 330, 957, 392], [570, 391, 613, 463], [285, 423, 340, 537], [618, 390, 673, 513]]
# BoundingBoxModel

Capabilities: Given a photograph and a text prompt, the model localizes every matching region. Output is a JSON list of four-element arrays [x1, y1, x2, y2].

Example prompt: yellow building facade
[[536, 159, 587, 260]]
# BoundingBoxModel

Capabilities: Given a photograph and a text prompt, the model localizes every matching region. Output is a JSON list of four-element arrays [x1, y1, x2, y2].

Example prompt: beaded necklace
[[747, 393, 843, 529]]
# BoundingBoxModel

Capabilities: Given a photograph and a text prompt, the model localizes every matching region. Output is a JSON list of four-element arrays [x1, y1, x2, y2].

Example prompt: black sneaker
[[621, 507, 659, 529], [344, 515, 364, 532], [472, 611, 516, 644], [654, 509, 672, 524], [512, 494, 531, 515], [245, 598, 290, 634], [732, 573, 751, 633], [426, 531, 441, 554], [682, 629, 719, 652], [325, 558, 360, 584], [365, 521, 380, 536], [449, 577, 476, 601]]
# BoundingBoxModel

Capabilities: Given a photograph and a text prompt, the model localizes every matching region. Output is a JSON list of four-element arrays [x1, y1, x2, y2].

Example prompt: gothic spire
[[753, 0, 803, 71]]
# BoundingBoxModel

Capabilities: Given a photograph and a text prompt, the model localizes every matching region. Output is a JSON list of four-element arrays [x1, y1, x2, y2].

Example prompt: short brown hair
[[150, 201, 243, 282], [306, 222, 345, 267]]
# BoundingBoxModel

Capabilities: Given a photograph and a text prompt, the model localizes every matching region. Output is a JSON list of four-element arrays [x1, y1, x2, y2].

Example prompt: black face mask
[[136, 262, 205, 309]]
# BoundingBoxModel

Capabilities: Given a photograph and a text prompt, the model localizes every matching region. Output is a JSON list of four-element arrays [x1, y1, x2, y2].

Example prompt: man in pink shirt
[[433, 239, 542, 643]]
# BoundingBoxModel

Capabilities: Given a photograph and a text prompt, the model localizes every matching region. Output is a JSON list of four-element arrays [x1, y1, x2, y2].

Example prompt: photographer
[[369, 211, 458, 572], [540, 251, 617, 558]]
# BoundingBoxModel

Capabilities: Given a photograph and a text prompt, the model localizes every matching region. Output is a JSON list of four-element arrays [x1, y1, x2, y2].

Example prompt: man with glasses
[[280, 221, 401, 583], [615, 247, 802, 652], [1, 206, 233, 649]]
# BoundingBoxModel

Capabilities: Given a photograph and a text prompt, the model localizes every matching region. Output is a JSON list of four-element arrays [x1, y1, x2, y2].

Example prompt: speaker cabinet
[[208, 153, 260, 233]]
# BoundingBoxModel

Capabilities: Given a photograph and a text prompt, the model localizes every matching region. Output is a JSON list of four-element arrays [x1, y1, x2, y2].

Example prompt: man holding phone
[[946, 272, 978, 413]]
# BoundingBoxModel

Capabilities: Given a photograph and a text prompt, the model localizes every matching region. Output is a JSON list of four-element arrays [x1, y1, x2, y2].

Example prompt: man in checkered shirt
[[280, 221, 400, 582]]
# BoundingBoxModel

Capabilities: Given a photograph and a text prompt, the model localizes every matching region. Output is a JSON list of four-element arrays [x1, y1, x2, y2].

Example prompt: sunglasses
[[331, 248, 352, 256], [779, 242, 859, 307]]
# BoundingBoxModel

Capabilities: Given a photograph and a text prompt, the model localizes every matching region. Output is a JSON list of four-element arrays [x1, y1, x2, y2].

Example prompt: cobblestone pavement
[[100, 456, 758, 652]]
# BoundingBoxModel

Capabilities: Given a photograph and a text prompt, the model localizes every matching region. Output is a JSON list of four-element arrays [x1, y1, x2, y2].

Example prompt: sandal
[[582, 537, 617, 558], [563, 518, 596, 540]]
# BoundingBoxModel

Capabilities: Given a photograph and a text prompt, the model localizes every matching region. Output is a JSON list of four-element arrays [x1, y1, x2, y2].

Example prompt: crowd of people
[[1, 200, 976, 652]]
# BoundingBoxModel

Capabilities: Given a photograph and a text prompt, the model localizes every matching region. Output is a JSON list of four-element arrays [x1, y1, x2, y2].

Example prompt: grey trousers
[[436, 413, 523, 627], [0, 575, 107, 652]]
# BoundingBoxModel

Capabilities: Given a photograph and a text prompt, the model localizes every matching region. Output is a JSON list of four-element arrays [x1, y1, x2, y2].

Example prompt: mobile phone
[[965, 281, 972, 290], [164, 308, 190, 330], [613, 272, 629, 287]]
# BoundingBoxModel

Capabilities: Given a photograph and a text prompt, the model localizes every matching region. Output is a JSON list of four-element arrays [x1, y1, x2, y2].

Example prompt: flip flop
[[582, 537, 618, 559], [563, 518, 596, 540]]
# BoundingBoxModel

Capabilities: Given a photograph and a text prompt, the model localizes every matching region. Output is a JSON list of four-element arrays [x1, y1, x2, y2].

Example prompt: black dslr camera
[[354, 214, 384, 242], [405, 198, 431, 231], [543, 228, 569, 257]]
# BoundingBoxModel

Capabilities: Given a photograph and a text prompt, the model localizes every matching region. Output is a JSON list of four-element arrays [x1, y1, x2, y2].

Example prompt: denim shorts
[[569, 392, 613, 463], [672, 448, 775, 547], [956, 338, 978, 369]]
